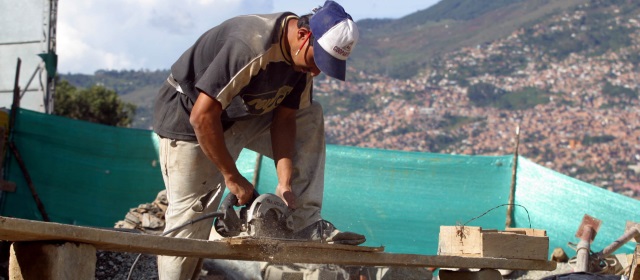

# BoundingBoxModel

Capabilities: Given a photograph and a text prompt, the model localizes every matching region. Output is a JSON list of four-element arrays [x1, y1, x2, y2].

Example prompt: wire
[[463, 203, 532, 228], [161, 212, 225, 236], [126, 211, 225, 280], [126, 253, 143, 280]]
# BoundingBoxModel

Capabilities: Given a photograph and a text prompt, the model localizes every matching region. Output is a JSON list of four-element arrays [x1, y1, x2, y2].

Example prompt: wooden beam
[[0, 216, 556, 271]]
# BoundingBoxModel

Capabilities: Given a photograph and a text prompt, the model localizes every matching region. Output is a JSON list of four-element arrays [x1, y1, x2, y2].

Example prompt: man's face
[[292, 33, 321, 77]]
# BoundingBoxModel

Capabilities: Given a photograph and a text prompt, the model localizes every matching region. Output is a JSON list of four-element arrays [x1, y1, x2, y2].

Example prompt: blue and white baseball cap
[[310, 1, 359, 81]]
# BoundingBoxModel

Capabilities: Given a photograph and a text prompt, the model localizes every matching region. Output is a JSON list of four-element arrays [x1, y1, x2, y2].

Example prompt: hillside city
[[317, 8, 640, 200]]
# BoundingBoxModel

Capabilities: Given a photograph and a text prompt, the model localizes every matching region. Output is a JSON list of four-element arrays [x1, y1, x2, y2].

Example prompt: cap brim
[[313, 39, 346, 81]]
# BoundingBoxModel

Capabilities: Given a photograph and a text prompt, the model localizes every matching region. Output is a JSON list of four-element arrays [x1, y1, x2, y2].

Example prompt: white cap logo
[[317, 19, 359, 61]]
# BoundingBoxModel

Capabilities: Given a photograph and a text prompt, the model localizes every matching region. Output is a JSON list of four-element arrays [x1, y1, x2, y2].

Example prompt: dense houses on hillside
[[317, 20, 640, 200]]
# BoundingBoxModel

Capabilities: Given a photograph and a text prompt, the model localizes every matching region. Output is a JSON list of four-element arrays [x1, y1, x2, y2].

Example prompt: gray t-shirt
[[153, 12, 312, 140]]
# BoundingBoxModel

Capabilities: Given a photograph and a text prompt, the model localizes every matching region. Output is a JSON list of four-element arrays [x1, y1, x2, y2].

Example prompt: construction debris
[[114, 190, 167, 235], [551, 247, 569, 263]]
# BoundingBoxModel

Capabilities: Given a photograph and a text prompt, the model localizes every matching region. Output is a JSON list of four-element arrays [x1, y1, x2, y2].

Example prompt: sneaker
[[293, 220, 366, 245]]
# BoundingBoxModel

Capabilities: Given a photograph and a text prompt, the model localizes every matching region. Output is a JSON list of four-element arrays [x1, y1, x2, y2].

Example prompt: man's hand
[[224, 173, 255, 206], [276, 184, 297, 210]]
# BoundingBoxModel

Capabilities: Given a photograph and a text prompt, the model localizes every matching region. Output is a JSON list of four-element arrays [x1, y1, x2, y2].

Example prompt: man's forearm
[[271, 107, 297, 184], [190, 92, 239, 179]]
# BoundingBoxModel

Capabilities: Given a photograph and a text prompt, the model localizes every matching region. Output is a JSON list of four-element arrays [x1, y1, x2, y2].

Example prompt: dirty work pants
[[156, 102, 326, 280]]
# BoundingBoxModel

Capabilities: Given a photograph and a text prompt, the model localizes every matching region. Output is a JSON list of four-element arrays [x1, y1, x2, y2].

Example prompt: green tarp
[[2, 108, 639, 257]]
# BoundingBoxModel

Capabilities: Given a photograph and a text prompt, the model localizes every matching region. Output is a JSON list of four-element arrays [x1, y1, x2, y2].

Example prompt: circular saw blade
[[247, 193, 293, 237], [247, 193, 289, 222]]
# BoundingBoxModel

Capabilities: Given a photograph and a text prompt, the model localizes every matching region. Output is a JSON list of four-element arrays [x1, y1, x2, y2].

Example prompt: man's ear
[[298, 28, 311, 40]]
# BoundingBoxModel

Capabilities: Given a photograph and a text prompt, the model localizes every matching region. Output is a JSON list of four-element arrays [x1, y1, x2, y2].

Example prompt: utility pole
[[44, 0, 58, 114]]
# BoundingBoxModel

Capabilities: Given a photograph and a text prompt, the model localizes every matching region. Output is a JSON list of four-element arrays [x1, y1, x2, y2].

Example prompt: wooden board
[[438, 226, 549, 261], [0, 216, 557, 270], [505, 227, 547, 237], [483, 232, 549, 260]]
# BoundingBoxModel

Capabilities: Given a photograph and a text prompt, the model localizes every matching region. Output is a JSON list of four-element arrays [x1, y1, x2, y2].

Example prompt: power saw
[[213, 191, 294, 239]]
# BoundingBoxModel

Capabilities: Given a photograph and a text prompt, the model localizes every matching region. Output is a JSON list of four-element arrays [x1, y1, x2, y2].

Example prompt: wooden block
[[438, 226, 482, 257], [505, 227, 547, 237], [9, 241, 96, 280], [0, 180, 16, 192], [482, 232, 549, 260], [439, 226, 549, 261]]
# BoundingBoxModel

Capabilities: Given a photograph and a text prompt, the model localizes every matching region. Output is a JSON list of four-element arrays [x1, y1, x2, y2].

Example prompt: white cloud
[[57, 0, 438, 74]]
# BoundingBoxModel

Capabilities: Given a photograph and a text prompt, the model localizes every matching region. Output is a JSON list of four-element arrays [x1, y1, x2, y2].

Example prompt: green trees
[[467, 83, 551, 110], [53, 80, 136, 127]]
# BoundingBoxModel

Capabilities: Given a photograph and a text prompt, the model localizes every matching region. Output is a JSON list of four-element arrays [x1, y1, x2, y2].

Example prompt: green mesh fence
[[254, 146, 514, 254], [2, 109, 639, 258], [514, 157, 640, 258], [2, 109, 165, 226]]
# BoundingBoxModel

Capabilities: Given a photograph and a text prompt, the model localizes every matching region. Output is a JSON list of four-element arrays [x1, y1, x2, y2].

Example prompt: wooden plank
[[0, 216, 557, 270], [482, 232, 549, 260], [505, 227, 547, 237]]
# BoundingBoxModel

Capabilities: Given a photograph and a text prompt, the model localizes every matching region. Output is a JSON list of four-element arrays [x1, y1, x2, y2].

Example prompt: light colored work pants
[[157, 102, 326, 280]]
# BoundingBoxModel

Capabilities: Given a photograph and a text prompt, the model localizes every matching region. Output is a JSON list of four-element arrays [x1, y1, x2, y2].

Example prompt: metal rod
[[0, 40, 41, 46], [575, 225, 594, 272], [598, 227, 640, 257], [20, 64, 42, 99], [8, 142, 50, 222], [252, 153, 263, 187], [9, 58, 21, 135]]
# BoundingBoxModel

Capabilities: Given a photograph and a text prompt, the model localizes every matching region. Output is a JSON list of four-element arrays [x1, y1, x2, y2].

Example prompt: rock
[[551, 247, 569, 263]]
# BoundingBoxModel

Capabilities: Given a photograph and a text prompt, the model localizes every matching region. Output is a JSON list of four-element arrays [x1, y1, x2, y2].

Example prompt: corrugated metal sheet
[[0, 0, 52, 112]]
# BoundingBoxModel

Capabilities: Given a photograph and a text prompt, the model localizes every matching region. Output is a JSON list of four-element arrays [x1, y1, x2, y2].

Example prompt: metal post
[[252, 153, 263, 188], [574, 214, 602, 272], [575, 225, 594, 272], [505, 125, 520, 229], [45, 0, 58, 114]]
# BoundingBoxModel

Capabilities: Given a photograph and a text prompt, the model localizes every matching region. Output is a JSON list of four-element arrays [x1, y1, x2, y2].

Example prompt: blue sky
[[57, 0, 439, 74]]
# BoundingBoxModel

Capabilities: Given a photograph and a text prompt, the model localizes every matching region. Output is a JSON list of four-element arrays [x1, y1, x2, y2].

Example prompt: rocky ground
[[95, 251, 261, 280], [92, 255, 596, 280]]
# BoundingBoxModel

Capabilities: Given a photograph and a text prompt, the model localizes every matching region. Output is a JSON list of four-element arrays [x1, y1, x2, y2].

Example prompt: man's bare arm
[[190, 92, 254, 205], [271, 106, 298, 209]]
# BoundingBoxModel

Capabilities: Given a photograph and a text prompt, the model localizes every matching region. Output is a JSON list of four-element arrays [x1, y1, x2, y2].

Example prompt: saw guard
[[247, 194, 294, 238], [247, 194, 290, 224]]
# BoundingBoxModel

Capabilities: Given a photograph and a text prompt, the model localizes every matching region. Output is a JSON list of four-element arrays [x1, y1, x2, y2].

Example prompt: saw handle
[[220, 189, 260, 209]]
